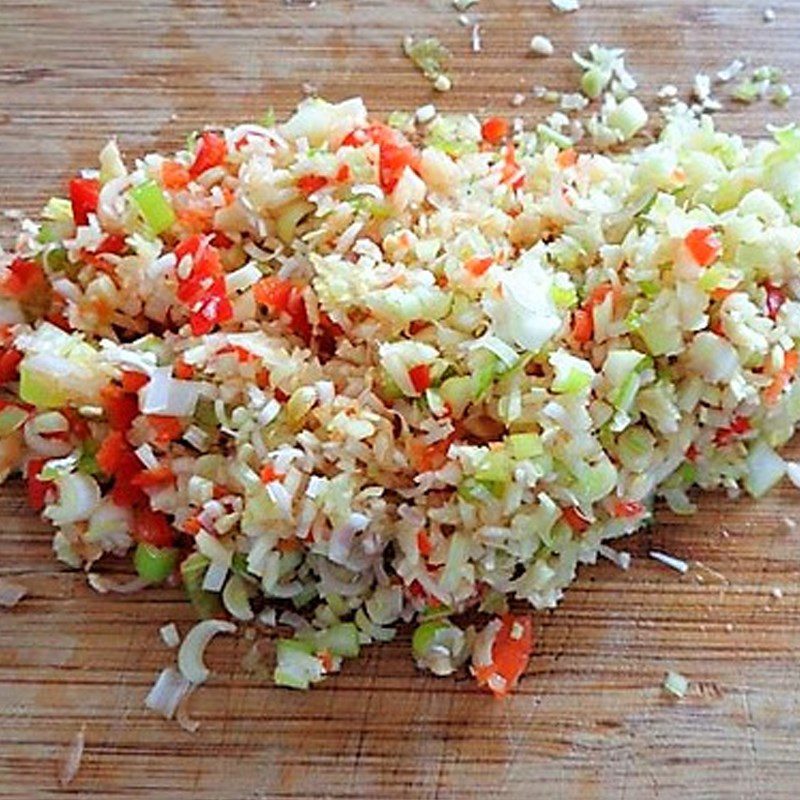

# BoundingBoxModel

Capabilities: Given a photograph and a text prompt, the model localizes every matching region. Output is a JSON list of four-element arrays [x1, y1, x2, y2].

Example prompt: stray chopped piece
[[415, 103, 438, 124], [452, 0, 478, 10], [471, 23, 482, 53], [550, 0, 580, 11], [510, 92, 526, 108], [649, 550, 689, 574], [717, 58, 745, 83], [771, 587, 784, 599], [772, 83, 793, 107], [561, 92, 589, 111], [663, 670, 689, 698], [763, 7, 776, 23], [599, 544, 631, 570], [434, 74, 453, 93], [159, 622, 181, 648], [530, 35, 554, 57], [403, 35, 451, 88], [0, 577, 27, 608]]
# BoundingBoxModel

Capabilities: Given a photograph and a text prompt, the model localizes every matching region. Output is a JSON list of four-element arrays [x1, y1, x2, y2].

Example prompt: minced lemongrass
[[4, 82, 800, 697]]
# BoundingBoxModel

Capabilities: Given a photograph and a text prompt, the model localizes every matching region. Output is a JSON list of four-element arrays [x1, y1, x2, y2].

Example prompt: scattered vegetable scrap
[[663, 670, 689, 699]]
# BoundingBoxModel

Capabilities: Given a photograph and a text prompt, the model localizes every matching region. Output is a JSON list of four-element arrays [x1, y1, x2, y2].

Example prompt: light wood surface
[[2, 1, 800, 797]]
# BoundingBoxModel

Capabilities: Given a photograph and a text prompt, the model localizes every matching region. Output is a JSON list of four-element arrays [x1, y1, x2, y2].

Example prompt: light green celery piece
[[129, 180, 176, 235]]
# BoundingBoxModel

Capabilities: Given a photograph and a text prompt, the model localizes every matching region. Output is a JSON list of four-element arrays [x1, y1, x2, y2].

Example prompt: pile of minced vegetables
[[3, 46, 800, 706]]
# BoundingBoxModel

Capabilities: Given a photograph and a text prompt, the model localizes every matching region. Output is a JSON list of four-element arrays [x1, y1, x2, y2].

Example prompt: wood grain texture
[[2, 1, 800, 797]]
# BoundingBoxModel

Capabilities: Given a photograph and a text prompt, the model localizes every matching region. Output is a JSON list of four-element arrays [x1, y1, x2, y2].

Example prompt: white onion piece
[[45, 474, 101, 525], [145, 667, 192, 718], [141, 367, 201, 417], [178, 619, 237, 684], [0, 578, 27, 608]]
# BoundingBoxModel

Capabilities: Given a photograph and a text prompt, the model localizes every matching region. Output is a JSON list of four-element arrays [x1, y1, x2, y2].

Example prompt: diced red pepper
[[161, 160, 191, 190], [95, 234, 127, 256], [0, 348, 22, 384], [562, 506, 591, 533], [120, 370, 149, 393], [684, 227, 721, 267], [147, 415, 184, 445], [253, 276, 310, 341], [173, 237, 232, 335], [110, 447, 147, 507], [612, 499, 645, 519], [481, 116, 509, 145], [133, 507, 175, 548], [417, 530, 433, 558], [335, 163, 351, 183], [69, 177, 100, 226], [764, 281, 786, 320], [26, 458, 51, 511], [344, 123, 420, 193], [473, 614, 533, 698], [189, 283, 233, 336], [0, 258, 46, 299], [296, 174, 328, 196], [210, 231, 234, 249], [714, 414, 751, 446], [259, 463, 281, 483], [571, 308, 593, 343], [407, 435, 453, 473], [173, 358, 194, 380], [96, 430, 130, 474], [253, 275, 294, 312], [556, 148, 578, 169], [464, 256, 494, 277], [408, 363, 431, 394], [500, 144, 524, 189], [131, 465, 175, 489], [101, 384, 139, 432], [189, 132, 228, 179], [685, 443, 699, 462]]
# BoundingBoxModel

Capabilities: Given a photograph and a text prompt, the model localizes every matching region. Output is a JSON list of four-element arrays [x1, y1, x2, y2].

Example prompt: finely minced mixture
[[2, 61, 800, 698]]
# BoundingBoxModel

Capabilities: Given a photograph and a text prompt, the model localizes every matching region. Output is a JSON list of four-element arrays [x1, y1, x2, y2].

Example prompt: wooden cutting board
[[2, 1, 800, 797]]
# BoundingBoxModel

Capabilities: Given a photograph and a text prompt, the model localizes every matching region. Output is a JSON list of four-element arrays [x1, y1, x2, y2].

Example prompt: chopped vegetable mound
[[2, 78, 800, 697]]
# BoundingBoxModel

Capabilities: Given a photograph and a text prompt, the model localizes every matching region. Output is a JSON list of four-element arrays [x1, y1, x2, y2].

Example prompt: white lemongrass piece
[[145, 667, 192, 718], [178, 619, 237, 684], [202, 561, 229, 592], [649, 550, 689, 574], [159, 623, 181, 648]]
